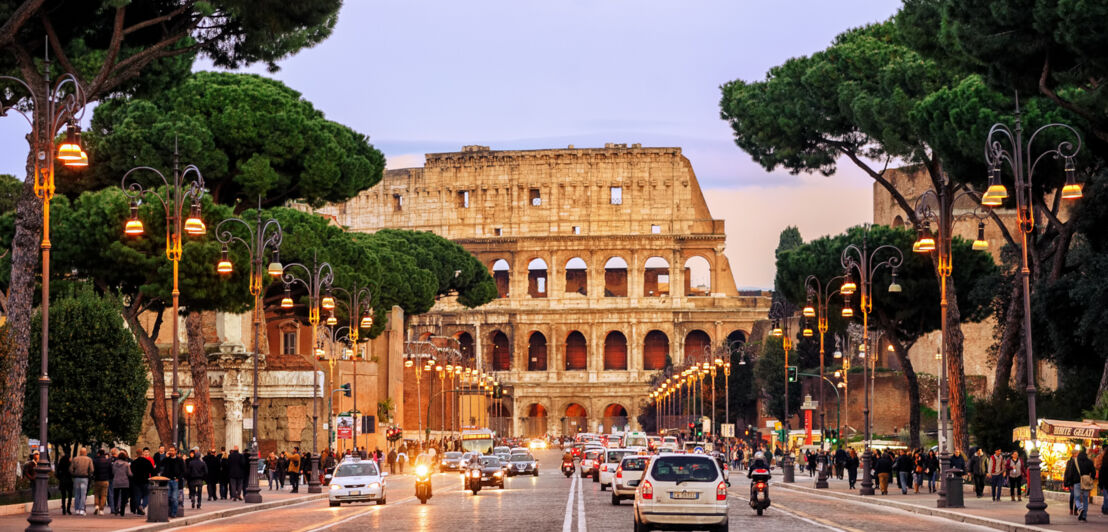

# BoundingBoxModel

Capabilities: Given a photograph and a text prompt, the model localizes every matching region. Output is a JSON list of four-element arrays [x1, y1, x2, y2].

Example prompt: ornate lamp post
[[122, 143, 207, 450], [769, 299, 796, 483], [981, 98, 1082, 525], [331, 283, 374, 449], [911, 188, 991, 508], [215, 202, 283, 503], [322, 324, 350, 452], [280, 257, 334, 494], [840, 224, 904, 496], [803, 273, 844, 489], [3, 49, 89, 532]]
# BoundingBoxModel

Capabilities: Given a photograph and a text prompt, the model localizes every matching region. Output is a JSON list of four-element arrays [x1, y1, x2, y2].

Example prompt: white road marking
[[562, 473, 577, 532], [729, 489, 847, 532], [576, 469, 586, 532]]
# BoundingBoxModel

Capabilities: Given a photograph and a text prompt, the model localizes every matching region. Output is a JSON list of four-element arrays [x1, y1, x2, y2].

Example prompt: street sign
[[773, 421, 782, 431], [720, 423, 735, 438]]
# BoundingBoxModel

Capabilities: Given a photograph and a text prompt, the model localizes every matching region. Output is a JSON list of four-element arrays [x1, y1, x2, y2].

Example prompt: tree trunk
[[992, 282, 1023, 396], [125, 307, 173, 445], [891, 339, 921, 449], [0, 159, 42, 492], [1096, 357, 1108, 409], [943, 278, 970, 456], [185, 311, 214, 451]]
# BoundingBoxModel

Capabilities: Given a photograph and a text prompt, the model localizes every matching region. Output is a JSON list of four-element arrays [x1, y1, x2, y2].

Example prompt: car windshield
[[585, 451, 600, 460], [607, 451, 632, 462], [334, 462, 378, 477], [621, 457, 649, 471], [480, 457, 500, 467], [510, 454, 533, 462], [444, 452, 462, 459], [650, 456, 719, 483]]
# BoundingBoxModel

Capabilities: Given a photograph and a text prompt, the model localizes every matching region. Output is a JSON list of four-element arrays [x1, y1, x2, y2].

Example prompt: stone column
[[225, 394, 245, 451], [628, 250, 644, 300]]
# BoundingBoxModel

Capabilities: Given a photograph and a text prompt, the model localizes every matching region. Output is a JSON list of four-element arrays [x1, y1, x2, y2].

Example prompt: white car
[[599, 448, 635, 490], [580, 448, 603, 479], [633, 453, 728, 532], [329, 458, 387, 506], [509, 447, 529, 455], [661, 436, 678, 448], [612, 455, 650, 505]]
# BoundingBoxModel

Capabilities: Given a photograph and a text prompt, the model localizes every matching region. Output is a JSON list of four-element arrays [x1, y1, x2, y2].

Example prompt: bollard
[[944, 469, 964, 508], [146, 477, 169, 523], [783, 454, 795, 483]]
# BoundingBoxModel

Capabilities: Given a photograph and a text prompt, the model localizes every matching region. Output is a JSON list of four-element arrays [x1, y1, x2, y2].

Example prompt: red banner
[[804, 410, 813, 445]]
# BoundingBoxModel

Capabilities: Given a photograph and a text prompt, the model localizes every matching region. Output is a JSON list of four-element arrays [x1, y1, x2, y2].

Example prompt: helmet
[[755, 451, 765, 460]]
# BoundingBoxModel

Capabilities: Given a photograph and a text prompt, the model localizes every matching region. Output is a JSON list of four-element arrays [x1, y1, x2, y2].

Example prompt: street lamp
[[331, 283, 374, 448], [281, 257, 334, 494], [981, 97, 1082, 525], [840, 225, 903, 496], [912, 186, 991, 508], [768, 299, 796, 483], [804, 273, 845, 489], [184, 401, 195, 451], [122, 142, 207, 454], [215, 203, 282, 503], [2, 47, 89, 532], [323, 325, 351, 453]]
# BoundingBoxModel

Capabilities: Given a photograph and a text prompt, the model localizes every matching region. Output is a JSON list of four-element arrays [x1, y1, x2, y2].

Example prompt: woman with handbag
[[1005, 451, 1024, 501], [1064, 448, 1096, 521]]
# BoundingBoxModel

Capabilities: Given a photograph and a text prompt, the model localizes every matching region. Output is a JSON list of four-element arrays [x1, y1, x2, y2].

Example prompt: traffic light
[[341, 383, 351, 397], [787, 366, 798, 383]]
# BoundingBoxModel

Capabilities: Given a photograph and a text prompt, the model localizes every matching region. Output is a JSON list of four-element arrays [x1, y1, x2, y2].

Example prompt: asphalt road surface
[[173, 449, 997, 532]]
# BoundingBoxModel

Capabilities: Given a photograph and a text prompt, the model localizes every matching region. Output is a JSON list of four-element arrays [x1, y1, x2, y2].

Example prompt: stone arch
[[643, 330, 669, 370], [456, 331, 475, 365], [522, 403, 548, 437], [492, 258, 511, 298], [603, 331, 628, 370], [684, 255, 712, 296], [684, 329, 711, 361], [527, 331, 548, 371], [643, 256, 671, 297], [527, 258, 548, 298], [564, 257, 588, 296], [563, 402, 588, 435], [601, 403, 630, 433], [491, 330, 511, 371], [565, 331, 587, 371], [892, 215, 905, 228], [604, 256, 628, 297]]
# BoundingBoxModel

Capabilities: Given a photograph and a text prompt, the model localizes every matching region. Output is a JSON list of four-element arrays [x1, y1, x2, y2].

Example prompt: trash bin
[[945, 469, 964, 508], [147, 476, 169, 523]]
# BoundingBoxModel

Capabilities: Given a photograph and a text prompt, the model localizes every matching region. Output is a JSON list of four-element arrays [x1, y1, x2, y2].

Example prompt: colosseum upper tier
[[319, 143, 770, 437]]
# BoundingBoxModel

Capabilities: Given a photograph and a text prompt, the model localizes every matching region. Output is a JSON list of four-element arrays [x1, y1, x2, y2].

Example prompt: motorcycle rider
[[748, 451, 770, 478]]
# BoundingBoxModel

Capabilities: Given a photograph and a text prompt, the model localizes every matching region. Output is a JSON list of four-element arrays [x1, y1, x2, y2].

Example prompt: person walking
[[203, 449, 221, 501], [969, 448, 987, 498], [398, 449, 407, 474], [129, 448, 155, 515], [185, 449, 208, 509], [277, 452, 288, 490], [109, 450, 131, 516], [388, 448, 397, 475], [1064, 448, 1095, 521], [57, 449, 73, 515], [1005, 450, 1024, 502], [219, 448, 230, 500], [107, 448, 118, 515], [875, 451, 893, 495], [227, 446, 246, 501], [1098, 446, 1108, 515], [91, 449, 112, 515], [287, 447, 302, 493], [69, 447, 94, 515], [266, 452, 278, 490], [834, 446, 847, 480], [158, 447, 185, 518], [925, 451, 940, 494], [987, 448, 1006, 501], [846, 449, 859, 489], [894, 450, 914, 495]]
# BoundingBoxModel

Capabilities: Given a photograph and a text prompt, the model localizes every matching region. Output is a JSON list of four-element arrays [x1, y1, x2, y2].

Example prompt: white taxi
[[329, 457, 388, 506], [612, 455, 650, 505], [598, 448, 635, 491], [633, 453, 728, 532]]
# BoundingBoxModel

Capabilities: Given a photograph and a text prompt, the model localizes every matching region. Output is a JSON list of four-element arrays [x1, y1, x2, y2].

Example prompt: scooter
[[562, 461, 575, 478], [465, 466, 482, 495], [749, 468, 772, 516], [415, 464, 433, 504]]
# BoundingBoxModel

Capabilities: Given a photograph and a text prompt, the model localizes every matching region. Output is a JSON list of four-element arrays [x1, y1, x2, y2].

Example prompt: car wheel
[[633, 516, 651, 532], [611, 493, 620, 505], [378, 498, 386, 505], [329, 501, 340, 507], [533, 470, 538, 477], [713, 520, 729, 531], [600, 483, 606, 491]]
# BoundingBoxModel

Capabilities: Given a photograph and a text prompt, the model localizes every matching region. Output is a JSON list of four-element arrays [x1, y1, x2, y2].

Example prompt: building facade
[[319, 144, 771, 437]]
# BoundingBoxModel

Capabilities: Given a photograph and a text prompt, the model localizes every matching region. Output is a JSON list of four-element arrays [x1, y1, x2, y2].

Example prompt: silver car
[[612, 455, 649, 505], [507, 453, 538, 477], [329, 458, 387, 506], [633, 453, 728, 532]]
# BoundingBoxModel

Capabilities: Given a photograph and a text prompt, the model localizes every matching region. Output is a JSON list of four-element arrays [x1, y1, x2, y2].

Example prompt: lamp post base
[[244, 444, 263, 504], [1024, 451, 1050, 525], [859, 450, 875, 495], [816, 459, 829, 489], [307, 455, 322, 494], [782, 454, 795, 483], [936, 451, 951, 508], [25, 459, 52, 532]]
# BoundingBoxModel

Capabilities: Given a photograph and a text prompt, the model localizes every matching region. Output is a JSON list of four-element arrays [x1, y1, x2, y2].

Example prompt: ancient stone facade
[[319, 144, 771, 437]]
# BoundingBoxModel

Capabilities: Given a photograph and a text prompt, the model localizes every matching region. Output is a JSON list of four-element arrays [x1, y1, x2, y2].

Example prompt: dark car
[[507, 453, 539, 477], [440, 452, 464, 472], [468, 456, 505, 488]]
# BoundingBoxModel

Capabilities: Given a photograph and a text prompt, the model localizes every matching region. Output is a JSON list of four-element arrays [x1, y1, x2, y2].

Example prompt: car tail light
[[716, 481, 727, 501], [615, 467, 622, 479], [640, 480, 653, 499]]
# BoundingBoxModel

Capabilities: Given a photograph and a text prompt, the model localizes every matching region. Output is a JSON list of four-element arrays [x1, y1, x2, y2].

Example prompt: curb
[[777, 483, 1054, 532], [114, 493, 328, 532]]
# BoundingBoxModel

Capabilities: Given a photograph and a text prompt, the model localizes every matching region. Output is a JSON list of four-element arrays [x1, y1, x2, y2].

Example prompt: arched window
[[684, 256, 711, 296], [604, 331, 628, 370], [492, 259, 510, 298], [602, 404, 629, 432], [892, 215, 905, 228], [644, 256, 670, 297], [604, 257, 628, 297], [565, 331, 587, 370], [457, 332, 475, 365], [564, 403, 588, 434], [522, 404, 547, 438], [643, 330, 669, 370], [527, 258, 548, 298], [491, 331, 511, 371], [527, 332, 547, 371], [564, 257, 587, 296], [684, 330, 711, 361]]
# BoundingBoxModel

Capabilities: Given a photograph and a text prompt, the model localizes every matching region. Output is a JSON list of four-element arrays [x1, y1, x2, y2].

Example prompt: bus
[[622, 431, 649, 450], [461, 427, 495, 455]]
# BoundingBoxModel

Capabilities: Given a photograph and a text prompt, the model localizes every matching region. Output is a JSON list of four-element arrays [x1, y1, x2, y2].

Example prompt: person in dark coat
[[1098, 448, 1108, 515], [1063, 449, 1095, 521], [969, 449, 988, 498], [219, 448, 230, 499], [129, 448, 155, 515], [875, 451, 894, 495], [185, 450, 208, 509], [893, 450, 914, 494], [846, 449, 859, 489], [276, 452, 288, 490], [227, 446, 246, 500], [56, 450, 73, 515], [203, 449, 221, 501], [156, 447, 185, 518]]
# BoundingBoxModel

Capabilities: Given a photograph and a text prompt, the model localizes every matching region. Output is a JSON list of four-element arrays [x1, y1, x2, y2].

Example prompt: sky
[[0, 0, 902, 289]]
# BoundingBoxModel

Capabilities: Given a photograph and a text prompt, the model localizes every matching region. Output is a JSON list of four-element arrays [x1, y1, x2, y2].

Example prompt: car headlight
[[330, 484, 343, 491], [416, 465, 429, 477], [494, 471, 503, 477], [369, 482, 381, 489]]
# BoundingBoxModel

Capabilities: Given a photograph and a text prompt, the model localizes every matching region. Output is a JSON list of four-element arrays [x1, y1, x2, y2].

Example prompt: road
[[173, 450, 997, 531]]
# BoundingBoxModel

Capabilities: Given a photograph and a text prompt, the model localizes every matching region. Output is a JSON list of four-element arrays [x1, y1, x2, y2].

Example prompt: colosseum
[[319, 143, 771, 438]]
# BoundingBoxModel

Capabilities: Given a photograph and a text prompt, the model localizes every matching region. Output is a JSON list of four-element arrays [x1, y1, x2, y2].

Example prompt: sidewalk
[[0, 485, 326, 532], [777, 470, 1107, 532]]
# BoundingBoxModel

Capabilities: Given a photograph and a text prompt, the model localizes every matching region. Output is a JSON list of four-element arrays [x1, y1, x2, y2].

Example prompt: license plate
[[349, 491, 360, 496], [669, 491, 699, 500]]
